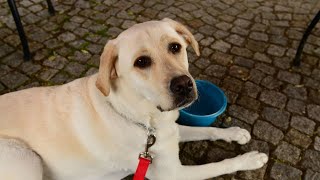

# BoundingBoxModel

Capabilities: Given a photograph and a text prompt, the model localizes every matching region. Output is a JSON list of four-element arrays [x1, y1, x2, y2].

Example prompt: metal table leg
[[7, 0, 31, 60], [293, 10, 320, 66], [46, 0, 55, 15]]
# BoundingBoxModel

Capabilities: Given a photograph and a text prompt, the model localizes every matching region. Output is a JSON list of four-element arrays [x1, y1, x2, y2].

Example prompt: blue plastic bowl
[[177, 80, 227, 127]]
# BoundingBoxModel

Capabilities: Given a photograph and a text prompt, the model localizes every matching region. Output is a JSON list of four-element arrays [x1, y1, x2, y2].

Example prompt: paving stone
[[255, 63, 276, 75], [248, 69, 266, 84], [213, 29, 230, 39], [304, 169, 320, 180], [277, 70, 301, 85], [179, 3, 197, 11], [211, 40, 231, 53], [241, 139, 270, 155], [237, 96, 260, 111], [44, 39, 63, 49], [0, 44, 13, 57], [228, 105, 259, 125], [218, 14, 235, 23], [249, 32, 268, 42], [29, 4, 43, 13], [270, 162, 302, 180], [267, 44, 286, 57], [246, 40, 268, 53], [301, 150, 320, 172], [200, 47, 214, 58], [0, 71, 29, 89], [87, 44, 103, 55], [0, 64, 11, 77], [19, 61, 42, 75], [229, 65, 249, 80], [286, 29, 303, 40], [243, 81, 261, 98], [311, 69, 320, 81], [224, 90, 238, 104], [234, 18, 251, 28], [273, 57, 291, 69], [238, 165, 267, 180], [262, 107, 290, 130], [273, 141, 301, 164], [199, 25, 218, 36], [253, 120, 284, 145], [307, 104, 320, 122], [23, 13, 41, 24], [285, 129, 312, 149], [303, 77, 320, 90], [58, 32, 76, 43], [270, 35, 288, 46], [309, 89, 320, 105], [199, 37, 215, 47], [290, 116, 315, 135], [283, 84, 307, 100], [182, 141, 208, 160], [70, 51, 92, 63], [231, 26, 249, 36], [211, 52, 233, 66], [230, 47, 253, 58], [259, 90, 287, 109], [38, 69, 59, 81], [270, 20, 290, 27], [253, 52, 272, 63], [64, 62, 87, 76], [49, 72, 70, 84], [234, 57, 254, 68], [225, 34, 245, 46], [222, 77, 243, 93], [205, 147, 236, 163], [204, 64, 227, 78], [43, 56, 68, 70], [261, 76, 283, 90], [286, 99, 306, 115]]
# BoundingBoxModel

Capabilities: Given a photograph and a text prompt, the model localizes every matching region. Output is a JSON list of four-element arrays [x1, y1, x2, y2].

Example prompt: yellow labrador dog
[[0, 18, 268, 180]]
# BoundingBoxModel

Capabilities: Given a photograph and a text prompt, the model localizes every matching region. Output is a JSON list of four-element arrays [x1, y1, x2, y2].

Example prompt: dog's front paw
[[226, 127, 251, 145], [237, 151, 268, 171]]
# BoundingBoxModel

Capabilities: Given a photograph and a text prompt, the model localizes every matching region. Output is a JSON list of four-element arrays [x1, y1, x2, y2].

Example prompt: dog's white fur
[[0, 19, 268, 180]]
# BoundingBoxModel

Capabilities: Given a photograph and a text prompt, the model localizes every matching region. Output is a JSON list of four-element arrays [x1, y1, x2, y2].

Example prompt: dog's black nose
[[170, 75, 193, 97]]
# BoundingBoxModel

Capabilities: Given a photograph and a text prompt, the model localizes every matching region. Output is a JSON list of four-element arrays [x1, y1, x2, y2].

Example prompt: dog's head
[[96, 18, 200, 112]]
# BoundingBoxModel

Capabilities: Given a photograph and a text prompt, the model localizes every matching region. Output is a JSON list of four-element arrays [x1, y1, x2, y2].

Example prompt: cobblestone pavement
[[1, 0, 320, 179]]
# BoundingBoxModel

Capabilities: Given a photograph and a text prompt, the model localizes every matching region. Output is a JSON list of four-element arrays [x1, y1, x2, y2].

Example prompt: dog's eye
[[134, 56, 152, 68], [168, 43, 181, 54]]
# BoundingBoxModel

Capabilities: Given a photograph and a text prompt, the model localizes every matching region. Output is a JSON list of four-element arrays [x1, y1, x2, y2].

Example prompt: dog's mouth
[[157, 96, 196, 112]]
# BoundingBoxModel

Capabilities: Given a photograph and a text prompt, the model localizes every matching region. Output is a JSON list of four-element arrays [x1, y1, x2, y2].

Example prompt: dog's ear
[[96, 40, 118, 96], [162, 18, 200, 56]]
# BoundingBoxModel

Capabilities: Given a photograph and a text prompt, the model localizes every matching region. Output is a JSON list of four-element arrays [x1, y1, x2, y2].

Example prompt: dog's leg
[[0, 138, 43, 180], [176, 151, 268, 180], [178, 125, 251, 144]]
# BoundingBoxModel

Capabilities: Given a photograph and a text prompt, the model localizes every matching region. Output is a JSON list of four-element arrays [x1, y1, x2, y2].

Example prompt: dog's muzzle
[[170, 75, 196, 108]]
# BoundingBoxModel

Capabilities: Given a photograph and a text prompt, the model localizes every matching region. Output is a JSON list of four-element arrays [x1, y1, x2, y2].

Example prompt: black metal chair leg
[[46, 0, 55, 15], [293, 10, 320, 66], [7, 0, 31, 60]]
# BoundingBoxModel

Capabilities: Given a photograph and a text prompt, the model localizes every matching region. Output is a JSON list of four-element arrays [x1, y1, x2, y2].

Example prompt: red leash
[[133, 134, 156, 180], [133, 157, 151, 180]]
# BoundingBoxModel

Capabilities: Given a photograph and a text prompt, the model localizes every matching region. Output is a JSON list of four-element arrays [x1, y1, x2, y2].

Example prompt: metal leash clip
[[139, 134, 156, 163]]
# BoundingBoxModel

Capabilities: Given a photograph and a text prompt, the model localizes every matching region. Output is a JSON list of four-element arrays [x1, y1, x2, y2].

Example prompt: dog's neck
[[106, 88, 160, 129], [88, 74, 177, 131]]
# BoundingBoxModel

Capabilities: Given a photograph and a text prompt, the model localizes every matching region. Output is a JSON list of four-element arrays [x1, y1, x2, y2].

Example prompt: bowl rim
[[180, 80, 227, 118]]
